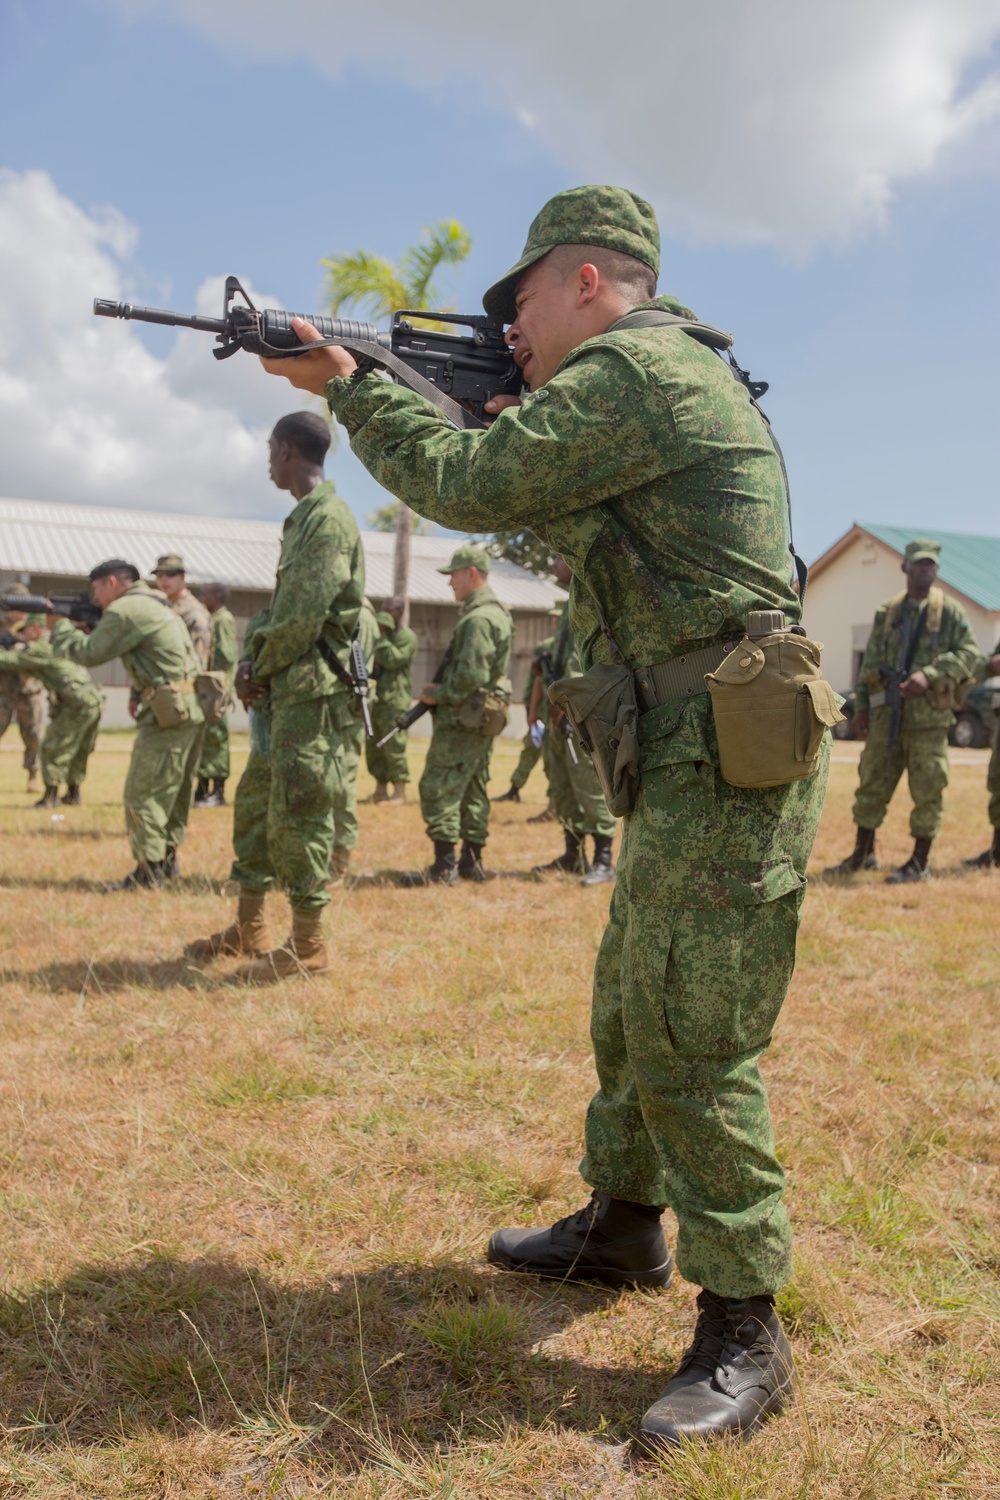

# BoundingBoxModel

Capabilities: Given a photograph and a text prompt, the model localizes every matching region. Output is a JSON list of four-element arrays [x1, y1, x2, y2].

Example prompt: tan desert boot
[[236, 908, 331, 981], [26, 770, 41, 795], [327, 848, 351, 886], [387, 783, 406, 804], [185, 890, 272, 962], [372, 782, 389, 803]]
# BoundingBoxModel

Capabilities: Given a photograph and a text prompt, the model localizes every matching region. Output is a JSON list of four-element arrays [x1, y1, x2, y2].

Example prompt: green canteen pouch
[[705, 633, 843, 789], [456, 677, 512, 738], [143, 679, 195, 729], [548, 662, 640, 816], [195, 670, 232, 725], [924, 674, 970, 712]]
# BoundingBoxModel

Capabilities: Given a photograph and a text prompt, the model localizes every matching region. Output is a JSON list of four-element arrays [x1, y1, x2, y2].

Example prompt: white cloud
[[0, 169, 304, 514], [110, 0, 1000, 253]]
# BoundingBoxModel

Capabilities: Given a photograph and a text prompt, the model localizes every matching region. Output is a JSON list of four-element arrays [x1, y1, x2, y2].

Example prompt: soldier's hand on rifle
[[551, 705, 566, 731], [419, 683, 438, 706], [235, 660, 266, 708], [483, 394, 523, 420], [259, 317, 357, 394], [900, 670, 929, 699], [853, 710, 869, 739]]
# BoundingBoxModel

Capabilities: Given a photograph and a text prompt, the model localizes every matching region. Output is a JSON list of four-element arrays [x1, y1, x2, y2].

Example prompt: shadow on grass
[[347, 869, 545, 890], [1, 955, 213, 994], [0, 1255, 669, 1462]]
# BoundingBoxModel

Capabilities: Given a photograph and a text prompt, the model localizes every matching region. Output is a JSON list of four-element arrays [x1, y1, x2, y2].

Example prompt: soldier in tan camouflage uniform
[[0, 585, 46, 793], [152, 555, 214, 669]]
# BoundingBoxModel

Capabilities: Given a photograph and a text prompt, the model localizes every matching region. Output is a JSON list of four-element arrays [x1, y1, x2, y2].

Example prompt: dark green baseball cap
[[375, 611, 395, 628], [904, 538, 941, 564], [438, 543, 490, 575], [482, 185, 660, 324]]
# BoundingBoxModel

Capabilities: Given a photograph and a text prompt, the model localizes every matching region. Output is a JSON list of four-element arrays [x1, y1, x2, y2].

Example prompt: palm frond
[[320, 251, 409, 320], [400, 220, 473, 309]]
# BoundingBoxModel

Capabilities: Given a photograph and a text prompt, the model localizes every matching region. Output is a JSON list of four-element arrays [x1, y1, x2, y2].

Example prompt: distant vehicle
[[831, 683, 1000, 749]]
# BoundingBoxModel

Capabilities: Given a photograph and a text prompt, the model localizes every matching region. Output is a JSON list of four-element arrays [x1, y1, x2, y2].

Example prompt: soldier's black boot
[[488, 1190, 673, 1289], [193, 778, 210, 806], [61, 784, 81, 806], [107, 860, 165, 892], [533, 828, 589, 875], [200, 778, 226, 808], [635, 1290, 793, 1452], [399, 841, 459, 887], [458, 841, 492, 881], [823, 825, 877, 876], [162, 846, 180, 881], [964, 827, 1000, 868], [34, 784, 59, 808], [886, 836, 932, 884], [580, 833, 616, 886], [493, 784, 521, 802]]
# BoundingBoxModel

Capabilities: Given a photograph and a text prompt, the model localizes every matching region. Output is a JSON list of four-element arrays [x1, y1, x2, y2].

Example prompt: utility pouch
[[195, 670, 232, 724], [548, 663, 640, 816], [143, 679, 195, 729], [705, 625, 843, 789], [924, 675, 970, 712], [457, 677, 512, 738]]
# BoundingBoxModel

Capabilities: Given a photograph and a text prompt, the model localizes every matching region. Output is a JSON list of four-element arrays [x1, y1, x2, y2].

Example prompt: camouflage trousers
[[198, 716, 231, 780], [987, 720, 1000, 829], [334, 717, 365, 854], [510, 728, 542, 792], [42, 689, 102, 787], [0, 683, 44, 773], [365, 697, 410, 785], [853, 710, 950, 839], [545, 719, 616, 838], [419, 722, 494, 845], [581, 740, 828, 1298], [230, 694, 357, 911], [125, 716, 204, 863]]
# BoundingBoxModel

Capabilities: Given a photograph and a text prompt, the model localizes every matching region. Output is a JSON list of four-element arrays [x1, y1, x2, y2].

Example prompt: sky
[[1, 0, 999, 562]]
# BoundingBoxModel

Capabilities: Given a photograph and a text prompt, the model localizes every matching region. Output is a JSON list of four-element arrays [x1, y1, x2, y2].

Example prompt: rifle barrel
[[93, 299, 227, 334]]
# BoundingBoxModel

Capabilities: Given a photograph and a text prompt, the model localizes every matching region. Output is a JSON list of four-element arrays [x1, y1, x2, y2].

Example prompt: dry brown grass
[[0, 735, 997, 1498]]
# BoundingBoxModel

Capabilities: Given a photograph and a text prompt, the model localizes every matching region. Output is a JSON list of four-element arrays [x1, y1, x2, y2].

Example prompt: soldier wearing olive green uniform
[[195, 591, 238, 804], [494, 659, 546, 803], [329, 596, 379, 884], [0, 595, 45, 792], [963, 636, 1000, 869], [827, 538, 980, 883], [304, 185, 825, 1446], [52, 562, 204, 887], [0, 619, 103, 805], [365, 607, 418, 799]]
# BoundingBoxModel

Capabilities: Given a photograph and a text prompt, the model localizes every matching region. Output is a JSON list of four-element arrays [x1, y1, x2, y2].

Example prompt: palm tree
[[322, 221, 472, 620]]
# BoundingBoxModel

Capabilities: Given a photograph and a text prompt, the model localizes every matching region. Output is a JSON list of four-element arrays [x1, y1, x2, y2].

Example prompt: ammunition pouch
[[142, 679, 195, 729], [456, 677, 512, 738], [924, 675, 970, 712], [705, 632, 843, 789], [195, 670, 232, 725], [548, 663, 640, 817]]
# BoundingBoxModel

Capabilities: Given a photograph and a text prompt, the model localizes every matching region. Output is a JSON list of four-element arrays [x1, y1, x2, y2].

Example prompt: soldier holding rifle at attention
[[825, 539, 980, 884], [260, 184, 836, 1451]]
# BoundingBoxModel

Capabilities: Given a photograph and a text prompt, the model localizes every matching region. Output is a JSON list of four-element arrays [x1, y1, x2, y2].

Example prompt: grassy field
[[0, 734, 997, 1498]]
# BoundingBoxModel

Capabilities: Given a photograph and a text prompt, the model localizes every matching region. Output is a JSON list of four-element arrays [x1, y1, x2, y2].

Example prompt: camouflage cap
[[482, 185, 660, 323], [904, 538, 941, 564], [4, 581, 29, 595], [375, 611, 395, 628], [437, 543, 490, 575], [152, 553, 185, 575]]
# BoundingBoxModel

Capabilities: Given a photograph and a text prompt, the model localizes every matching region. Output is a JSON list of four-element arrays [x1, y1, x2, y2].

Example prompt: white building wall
[[802, 532, 1000, 693]]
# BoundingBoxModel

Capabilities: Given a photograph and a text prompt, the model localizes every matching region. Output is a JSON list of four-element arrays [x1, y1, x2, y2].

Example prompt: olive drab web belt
[[140, 680, 196, 703], [635, 641, 735, 714]]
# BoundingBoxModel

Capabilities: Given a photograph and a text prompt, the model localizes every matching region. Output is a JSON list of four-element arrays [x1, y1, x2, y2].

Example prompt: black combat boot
[[533, 828, 589, 875], [106, 861, 165, 892], [61, 784, 81, 806], [458, 841, 492, 881], [635, 1290, 793, 1452], [823, 825, 878, 876], [964, 827, 1000, 868], [580, 833, 616, 886], [162, 846, 180, 881], [399, 841, 459, 887], [886, 836, 932, 884], [200, 778, 226, 808], [493, 785, 521, 803], [193, 778, 210, 806], [34, 784, 59, 808], [488, 1191, 673, 1289]]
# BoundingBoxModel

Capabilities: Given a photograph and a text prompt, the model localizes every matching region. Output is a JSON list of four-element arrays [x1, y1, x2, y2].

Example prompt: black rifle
[[94, 276, 522, 430], [314, 627, 374, 738], [538, 650, 579, 765], [374, 644, 453, 749], [879, 604, 925, 782], [0, 592, 102, 627]]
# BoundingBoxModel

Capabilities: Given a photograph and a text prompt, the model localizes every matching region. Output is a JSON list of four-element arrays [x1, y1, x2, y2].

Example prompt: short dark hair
[[545, 243, 657, 306], [90, 558, 140, 584], [381, 596, 405, 614], [202, 581, 230, 605], [271, 411, 332, 466]]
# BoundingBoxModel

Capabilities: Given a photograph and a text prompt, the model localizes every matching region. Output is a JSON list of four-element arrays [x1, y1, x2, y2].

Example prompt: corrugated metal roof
[[0, 497, 566, 612], [859, 523, 1000, 611]]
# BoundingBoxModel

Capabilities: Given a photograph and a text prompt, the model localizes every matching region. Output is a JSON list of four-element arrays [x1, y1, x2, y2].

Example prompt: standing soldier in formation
[[152, 555, 214, 670], [399, 545, 513, 886], [364, 596, 417, 805], [0, 585, 46, 795], [825, 539, 980, 883], [194, 582, 238, 807], [186, 412, 364, 977], [0, 613, 103, 806], [493, 654, 545, 804], [964, 638, 1000, 868], [328, 595, 379, 887], [52, 560, 204, 888], [532, 557, 617, 885]]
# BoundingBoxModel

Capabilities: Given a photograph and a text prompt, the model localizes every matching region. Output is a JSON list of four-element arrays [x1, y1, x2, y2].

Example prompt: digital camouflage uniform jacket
[[372, 623, 418, 711], [425, 585, 513, 731], [250, 481, 364, 703], [51, 583, 202, 723], [210, 607, 238, 685], [170, 588, 213, 670], [854, 592, 981, 729], [0, 640, 100, 704]]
